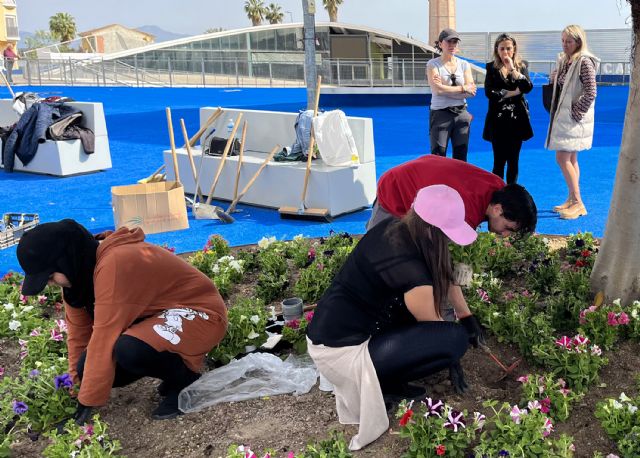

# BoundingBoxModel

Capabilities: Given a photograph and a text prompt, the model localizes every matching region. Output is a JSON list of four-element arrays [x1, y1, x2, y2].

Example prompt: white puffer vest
[[545, 53, 599, 152]]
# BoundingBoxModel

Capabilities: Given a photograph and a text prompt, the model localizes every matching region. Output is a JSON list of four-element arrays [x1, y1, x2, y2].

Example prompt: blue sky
[[17, 0, 631, 41]]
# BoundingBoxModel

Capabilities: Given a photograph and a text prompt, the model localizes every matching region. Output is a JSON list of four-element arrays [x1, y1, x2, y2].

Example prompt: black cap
[[438, 28, 460, 43], [17, 223, 61, 296]]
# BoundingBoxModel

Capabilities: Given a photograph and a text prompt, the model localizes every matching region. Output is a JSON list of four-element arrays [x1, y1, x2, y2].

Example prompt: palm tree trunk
[[329, 8, 338, 22], [590, 2, 640, 304]]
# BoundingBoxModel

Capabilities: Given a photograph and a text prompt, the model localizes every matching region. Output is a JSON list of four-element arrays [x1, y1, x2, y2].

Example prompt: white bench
[[0, 100, 112, 176], [163, 107, 376, 217]]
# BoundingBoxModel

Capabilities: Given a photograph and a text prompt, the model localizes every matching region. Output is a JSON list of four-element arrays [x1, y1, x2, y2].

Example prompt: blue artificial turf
[[0, 84, 628, 275]]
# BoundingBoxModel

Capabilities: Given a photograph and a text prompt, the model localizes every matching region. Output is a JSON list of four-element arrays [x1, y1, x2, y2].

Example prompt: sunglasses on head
[[450, 74, 458, 86]]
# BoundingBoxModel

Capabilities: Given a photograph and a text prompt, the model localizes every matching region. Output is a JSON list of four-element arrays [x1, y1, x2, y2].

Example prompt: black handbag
[[542, 83, 554, 113]]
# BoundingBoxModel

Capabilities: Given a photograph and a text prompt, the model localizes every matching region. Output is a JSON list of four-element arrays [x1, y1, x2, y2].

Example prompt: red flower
[[575, 259, 586, 268], [581, 250, 592, 258], [436, 444, 446, 456], [399, 409, 413, 426]]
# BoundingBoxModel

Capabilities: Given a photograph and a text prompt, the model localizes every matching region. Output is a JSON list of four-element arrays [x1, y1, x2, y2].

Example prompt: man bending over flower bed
[[16, 219, 228, 422], [306, 185, 484, 450], [368, 155, 537, 237]]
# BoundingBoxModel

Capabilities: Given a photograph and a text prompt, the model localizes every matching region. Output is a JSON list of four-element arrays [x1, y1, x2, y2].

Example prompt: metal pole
[[25, 59, 31, 85], [269, 62, 273, 87], [102, 58, 106, 86], [37, 59, 42, 85], [402, 59, 406, 86], [235, 59, 240, 86], [168, 57, 173, 87], [68, 57, 74, 86], [134, 54, 140, 87], [201, 57, 206, 86], [337, 59, 341, 86], [302, 0, 317, 109]]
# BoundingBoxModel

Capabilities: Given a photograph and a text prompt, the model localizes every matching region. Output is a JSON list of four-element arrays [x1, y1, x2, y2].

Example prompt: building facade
[[0, 0, 19, 49]]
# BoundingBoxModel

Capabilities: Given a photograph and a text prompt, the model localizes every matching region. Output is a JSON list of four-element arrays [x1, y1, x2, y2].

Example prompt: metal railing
[[16, 56, 632, 88]]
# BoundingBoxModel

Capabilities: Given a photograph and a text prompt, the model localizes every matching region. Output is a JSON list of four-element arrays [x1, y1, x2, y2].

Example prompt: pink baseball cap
[[412, 185, 477, 246]]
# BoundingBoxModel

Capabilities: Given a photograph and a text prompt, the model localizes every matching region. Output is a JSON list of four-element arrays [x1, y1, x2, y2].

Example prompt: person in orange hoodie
[[16, 219, 228, 421]]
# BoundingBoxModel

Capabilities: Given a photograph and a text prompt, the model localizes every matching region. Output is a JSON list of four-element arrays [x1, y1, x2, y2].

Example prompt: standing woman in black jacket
[[483, 33, 534, 184]]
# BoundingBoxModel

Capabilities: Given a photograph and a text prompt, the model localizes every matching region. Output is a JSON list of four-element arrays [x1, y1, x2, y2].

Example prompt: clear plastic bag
[[178, 352, 318, 413]]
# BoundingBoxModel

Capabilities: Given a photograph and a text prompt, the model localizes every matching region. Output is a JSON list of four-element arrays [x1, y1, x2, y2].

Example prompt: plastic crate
[[0, 213, 40, 250]]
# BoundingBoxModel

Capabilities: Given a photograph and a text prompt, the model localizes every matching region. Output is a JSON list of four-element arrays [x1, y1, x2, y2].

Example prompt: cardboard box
[[111, 181, 189, 234]]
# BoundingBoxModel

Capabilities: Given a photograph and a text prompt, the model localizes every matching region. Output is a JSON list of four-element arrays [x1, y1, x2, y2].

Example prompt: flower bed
[[1, 231, 639, 457]]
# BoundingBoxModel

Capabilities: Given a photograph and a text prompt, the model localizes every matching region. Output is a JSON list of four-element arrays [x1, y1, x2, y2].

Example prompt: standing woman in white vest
[[545, 25, 599, 220]]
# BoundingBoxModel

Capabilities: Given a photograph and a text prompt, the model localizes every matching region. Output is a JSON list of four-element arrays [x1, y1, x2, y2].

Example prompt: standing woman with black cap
[[426, 28, 477, 161], [17, 220, 228, 421]]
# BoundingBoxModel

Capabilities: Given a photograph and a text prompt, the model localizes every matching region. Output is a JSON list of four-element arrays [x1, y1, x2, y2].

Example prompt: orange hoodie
[[65, 227, 226, 406]]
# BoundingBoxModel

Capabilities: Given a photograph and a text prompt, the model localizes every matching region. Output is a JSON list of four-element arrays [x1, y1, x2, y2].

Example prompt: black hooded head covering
[[17, 219, 99, 314]]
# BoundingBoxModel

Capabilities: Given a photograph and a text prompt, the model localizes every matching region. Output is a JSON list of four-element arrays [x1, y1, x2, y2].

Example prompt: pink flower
[[285, 319, 300, 329], [579, 309, 588, 325], [504, 291, 515, 301], [521, 290, 531, 297], [424, 398, 444, 418], [0, 367, 4, 377], [18, 339, 28, 348], [29, 328, 41, 337], [591, 345, 602, 356], [50, 328, 64, 342], [555, 336, 572, 350], [607, 312, 619, 326], [476, 288, 490, 303], [542, 418, 554, 437], [528, 400, 541, 411], [517, 375, 529, 384], [557, 378, 566, 388], [436, 444, 446, 456], [316, 262, 324, 271], [55, 319, 68, 333], [304, 311, 314, 322], [287, 453, 295, 458], [560, 388, 571, 397], [510, 405, 527, 424], [572, 335, 590, 347], [473, 411, 486, 430], [540, 397, 551, 414], [37, 295, 47, 304], [19, 294, 27, 303], [617, 312, 630, 325]]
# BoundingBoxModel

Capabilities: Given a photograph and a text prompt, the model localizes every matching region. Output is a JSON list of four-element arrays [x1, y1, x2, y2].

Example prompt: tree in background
[[49, 12, 77, 43], [591, 0, 640, 304], [244, 0, 267, 26], [265, 3, 284, 24], [323, 0, 344, 22], [23, 30, 55, 50]]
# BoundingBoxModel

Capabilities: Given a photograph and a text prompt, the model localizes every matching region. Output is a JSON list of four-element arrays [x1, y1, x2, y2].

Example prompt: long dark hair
[[389, 209, 453, 316], [492, 33, 524, 71]]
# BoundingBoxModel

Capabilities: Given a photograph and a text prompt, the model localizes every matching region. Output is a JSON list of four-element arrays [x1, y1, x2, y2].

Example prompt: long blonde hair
[[560, 25, 591, 64], [492, 33, 524, 71]]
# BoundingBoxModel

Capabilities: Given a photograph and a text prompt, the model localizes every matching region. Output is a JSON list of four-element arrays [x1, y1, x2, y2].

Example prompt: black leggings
[[491, 136, 523, 184], [77, 335, 199, 391], [368, 321, 468, 386]]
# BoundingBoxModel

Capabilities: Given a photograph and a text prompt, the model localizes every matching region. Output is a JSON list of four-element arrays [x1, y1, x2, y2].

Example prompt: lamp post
[[302, 0, 317, 109]]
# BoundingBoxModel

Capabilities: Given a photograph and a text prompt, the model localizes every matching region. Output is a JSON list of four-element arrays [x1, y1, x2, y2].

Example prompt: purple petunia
[[12, 400, 28, 415], [54, 373, 73, 390], [29, 369, 40, 378]]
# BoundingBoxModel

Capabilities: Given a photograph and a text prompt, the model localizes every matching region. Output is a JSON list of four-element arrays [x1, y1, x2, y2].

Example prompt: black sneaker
[[151, 390, 182, 420], [381, 382, 426, 403]]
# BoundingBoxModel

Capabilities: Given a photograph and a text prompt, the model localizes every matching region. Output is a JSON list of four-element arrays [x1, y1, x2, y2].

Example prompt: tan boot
[[553, 198, 574, 213], [559, 202, 587, 220]]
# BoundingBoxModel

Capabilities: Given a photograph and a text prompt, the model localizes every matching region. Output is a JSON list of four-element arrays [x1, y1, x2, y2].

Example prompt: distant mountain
[[135, 25, 189, 43]]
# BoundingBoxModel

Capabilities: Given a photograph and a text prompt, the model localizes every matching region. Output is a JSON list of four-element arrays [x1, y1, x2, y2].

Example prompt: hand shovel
[[478, 342, 521, 382]]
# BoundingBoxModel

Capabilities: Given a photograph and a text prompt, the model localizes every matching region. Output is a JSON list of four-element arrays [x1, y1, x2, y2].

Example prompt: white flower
[[247, 331, 260, 340], [628, 404, 638, 414], [492, 312, 500, 317], [490, 277, 500, 287], [21, 305, 34, 313], [613, 298, 621, 307], [35, 361, 43, 367], [632, 308, 639, 319], [612, 400, 623, 409], [293, 234, 304, 241], [8, 320, 21, 331], [3, 303, 14, 311], [218, 255, 233, 263], [250, 315, 260, 324], [619, 392, 632, 403], [211, 264, 220, 274], [542, 237, 550, 245], [258, 236, 276, 249], [269, 306, 277, 321], [229, 260, 243, 273]]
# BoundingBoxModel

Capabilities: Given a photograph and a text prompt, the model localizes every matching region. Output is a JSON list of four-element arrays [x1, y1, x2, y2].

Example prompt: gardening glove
[[459, 315, 486, 349], [449, 361, 469, 394], [73, 401, 93, 425]]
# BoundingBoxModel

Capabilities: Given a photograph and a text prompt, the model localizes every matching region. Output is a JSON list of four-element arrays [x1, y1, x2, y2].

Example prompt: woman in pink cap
[[306, 185, 483, 450]]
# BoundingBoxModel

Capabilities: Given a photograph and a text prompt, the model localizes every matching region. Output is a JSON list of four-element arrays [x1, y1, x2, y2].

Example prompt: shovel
[[479, 342, 521, 382], [204, 113, 243, 206], [179, 119, 221, 219]]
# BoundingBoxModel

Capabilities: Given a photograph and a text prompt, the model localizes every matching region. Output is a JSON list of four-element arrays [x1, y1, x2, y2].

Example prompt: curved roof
[[103, 21, 441, 60]]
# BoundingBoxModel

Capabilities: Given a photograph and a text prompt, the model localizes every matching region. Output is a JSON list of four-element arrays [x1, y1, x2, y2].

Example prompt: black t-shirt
[[306, 219, 433, 347]]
